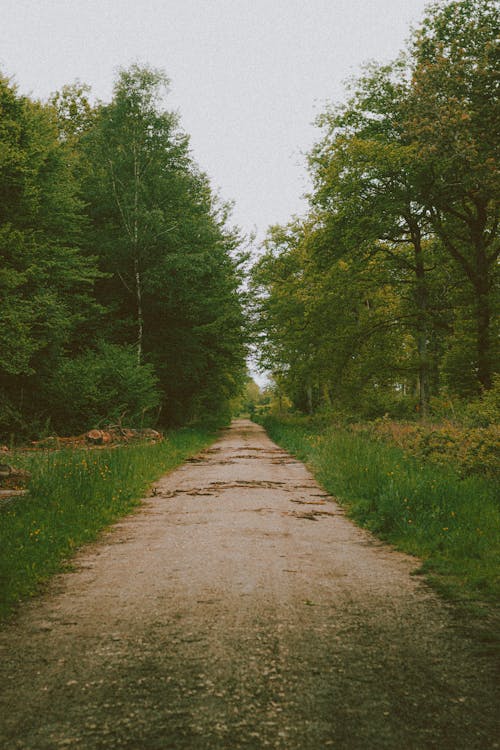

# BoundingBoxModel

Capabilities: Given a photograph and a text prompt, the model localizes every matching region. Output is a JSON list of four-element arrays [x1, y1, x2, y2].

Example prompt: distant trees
[[0, 66, 246, 438], [230, 376, 263, 417], [252, 0, 499, 419]]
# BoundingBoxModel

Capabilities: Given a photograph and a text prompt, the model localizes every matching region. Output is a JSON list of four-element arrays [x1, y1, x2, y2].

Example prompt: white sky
[[1, 0, 430, 243]]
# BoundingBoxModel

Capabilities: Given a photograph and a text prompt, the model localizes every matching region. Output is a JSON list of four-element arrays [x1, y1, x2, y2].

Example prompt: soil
[[0, 419, 498, 749]]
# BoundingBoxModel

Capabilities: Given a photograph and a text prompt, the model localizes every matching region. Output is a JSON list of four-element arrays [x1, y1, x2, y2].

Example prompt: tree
[[80, 65, 187, 363], [308, 61, 450, 416], [406, 0, 499, 391], [80, 65, 246, 424], [0, 74, 102, 436], [252, 1, 498, 417]]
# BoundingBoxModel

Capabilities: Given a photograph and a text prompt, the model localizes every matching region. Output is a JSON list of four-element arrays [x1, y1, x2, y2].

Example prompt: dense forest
[[1, 0, 498, 439], [251, 0, 499, 421], [0, 65, 247, 439]]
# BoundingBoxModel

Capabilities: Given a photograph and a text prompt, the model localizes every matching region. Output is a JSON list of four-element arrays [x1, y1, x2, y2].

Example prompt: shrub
[[44, 343, 160, 435], [361, 419, 500, 479], [464, 374, 500, 427]]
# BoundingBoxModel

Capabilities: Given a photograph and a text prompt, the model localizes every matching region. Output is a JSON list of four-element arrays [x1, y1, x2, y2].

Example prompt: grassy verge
[[260, 415, 499, 615], [0, 427, 215, 620]]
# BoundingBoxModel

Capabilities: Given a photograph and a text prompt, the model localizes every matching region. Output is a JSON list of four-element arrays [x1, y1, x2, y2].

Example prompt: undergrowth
[[0, 427, 215, 620], [353, 419, 499, 478], [260, 415, 499, 614]]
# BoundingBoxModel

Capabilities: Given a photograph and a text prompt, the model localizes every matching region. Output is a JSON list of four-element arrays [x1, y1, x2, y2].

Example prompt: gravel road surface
[[0, 419, 498, 749]]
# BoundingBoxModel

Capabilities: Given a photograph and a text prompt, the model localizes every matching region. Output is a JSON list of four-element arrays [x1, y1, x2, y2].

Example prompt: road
[[0, 419, 498, 749]]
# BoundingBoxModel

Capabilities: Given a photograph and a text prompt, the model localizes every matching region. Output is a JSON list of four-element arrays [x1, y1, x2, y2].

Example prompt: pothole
[[154, 488, 216, 498]]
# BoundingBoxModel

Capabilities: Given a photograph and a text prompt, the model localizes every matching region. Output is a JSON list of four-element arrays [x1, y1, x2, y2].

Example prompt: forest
[[251, 0, 499, 424], [0, 0, 498, 440], [0, 65, 246, 440]]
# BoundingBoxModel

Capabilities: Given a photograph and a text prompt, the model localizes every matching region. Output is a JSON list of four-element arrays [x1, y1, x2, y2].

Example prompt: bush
[[45, 343, 160, 435], [465, 374, 500, 427], [358, 418, 500, 479]]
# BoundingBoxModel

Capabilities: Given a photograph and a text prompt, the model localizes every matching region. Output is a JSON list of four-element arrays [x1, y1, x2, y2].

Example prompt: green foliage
[[0, 65, 246, 438], [260, 415, 500, 609], [44, 344, 160, 435], [353, 418, 500, 478], [230, 377, 263, 417], [0, 427, 215, 619], [465, 375, 500, 426], [0, 75, 99, 367], [79, 64, 246, 426], [251, 0, 499, 418], [0, 75, 104, 438]]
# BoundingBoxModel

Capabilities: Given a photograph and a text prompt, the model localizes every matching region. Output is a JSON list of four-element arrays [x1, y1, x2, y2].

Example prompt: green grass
[[0, 427, 215, 619], [260, 415, 500, 613]]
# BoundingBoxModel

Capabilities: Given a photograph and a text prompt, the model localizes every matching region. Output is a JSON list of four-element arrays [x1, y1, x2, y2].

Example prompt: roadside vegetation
[[0, 427, 215, 619], [259, 414, 499, 617]]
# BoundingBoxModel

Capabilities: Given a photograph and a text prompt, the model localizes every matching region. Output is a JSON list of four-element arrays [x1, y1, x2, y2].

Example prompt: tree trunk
[[410, 221, 430, 418], [473, 213, 491, 391], [322, 382, 332, 408], [134, 258, 143, 365], [476, 281, 491, 391], [306, 384, 313, 415], [430, 200, 494, 392], [133, 141, 142, 365]]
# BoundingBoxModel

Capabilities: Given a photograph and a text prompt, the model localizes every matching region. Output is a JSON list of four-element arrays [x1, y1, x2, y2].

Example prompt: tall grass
[[0, 428, 215, 619], [262, 416, 499, 609]]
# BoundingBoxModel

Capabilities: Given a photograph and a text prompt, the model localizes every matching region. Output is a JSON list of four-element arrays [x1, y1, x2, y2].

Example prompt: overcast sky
[[1, 0, 431, 243]]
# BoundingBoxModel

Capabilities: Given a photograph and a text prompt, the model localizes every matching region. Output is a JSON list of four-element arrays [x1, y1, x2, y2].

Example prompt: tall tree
[[0, 74, 101, 435], [406, 0, 499, 391], [308, 60, 457, 415], [80, 65, 246, 424], [81, 65, 188, 363]]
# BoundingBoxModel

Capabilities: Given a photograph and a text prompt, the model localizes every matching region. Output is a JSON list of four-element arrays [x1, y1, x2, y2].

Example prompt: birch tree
[[83, 65, 188, 363]]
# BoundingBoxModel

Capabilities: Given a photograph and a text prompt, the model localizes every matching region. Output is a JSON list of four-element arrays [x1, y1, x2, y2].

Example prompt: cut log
[[137, 428, 162, 441], [85, 430, 111, 445], [0, 465, 31, 488], [0, 464, 12, 479]]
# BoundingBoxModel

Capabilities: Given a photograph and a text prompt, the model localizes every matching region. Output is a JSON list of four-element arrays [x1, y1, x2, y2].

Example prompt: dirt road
[[0, 420, 498, 749]]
